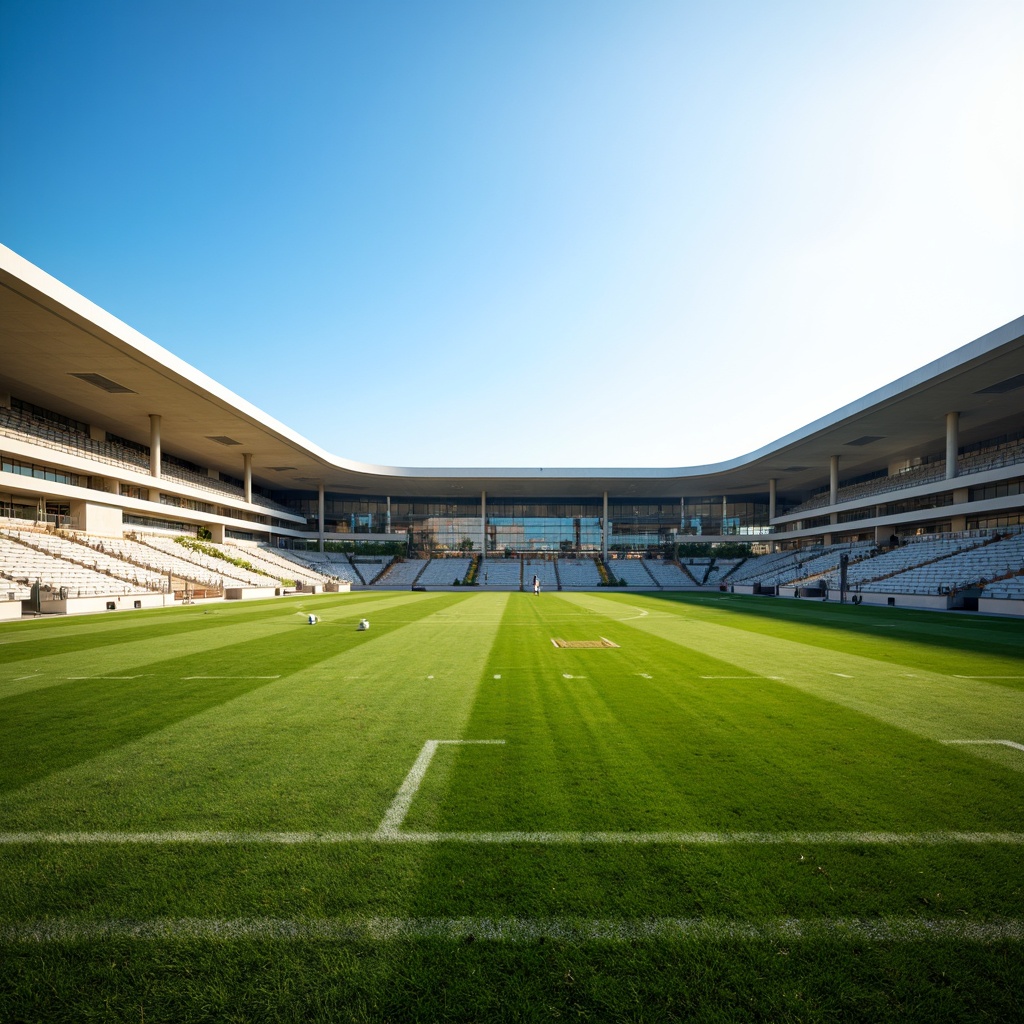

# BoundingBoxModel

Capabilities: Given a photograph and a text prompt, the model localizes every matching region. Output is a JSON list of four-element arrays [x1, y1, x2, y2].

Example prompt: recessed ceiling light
[[69, 372, 135, 393], [975, 373, 1024, 395]]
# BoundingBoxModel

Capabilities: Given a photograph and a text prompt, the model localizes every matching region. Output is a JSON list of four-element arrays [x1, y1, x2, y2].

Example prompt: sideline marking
[[4, 916, 1021, 944], [2, 830, 1021, 847], [832, 673, 853, 678], [375, 740, 506, 837], [944, 739, 1024, 752]]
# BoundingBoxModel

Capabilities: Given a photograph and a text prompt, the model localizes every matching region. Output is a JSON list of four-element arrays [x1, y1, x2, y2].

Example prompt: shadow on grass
[[0, 593, 463, 794]]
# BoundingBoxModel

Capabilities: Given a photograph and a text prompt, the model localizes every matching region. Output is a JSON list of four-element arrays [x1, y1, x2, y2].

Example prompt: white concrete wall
[[978, 597, 1024, 617], [224, 586, 280, 600]]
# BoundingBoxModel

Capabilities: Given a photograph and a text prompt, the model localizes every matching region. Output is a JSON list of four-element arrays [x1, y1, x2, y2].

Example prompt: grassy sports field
[[1, 590, 1022, 1022]]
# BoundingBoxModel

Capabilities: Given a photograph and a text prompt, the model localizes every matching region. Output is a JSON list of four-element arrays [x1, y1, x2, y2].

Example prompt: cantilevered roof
[[2, 242, 1023, 501]]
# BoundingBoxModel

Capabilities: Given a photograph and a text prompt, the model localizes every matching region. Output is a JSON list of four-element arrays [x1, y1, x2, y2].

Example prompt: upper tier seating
[[0, 405, 293, 514]]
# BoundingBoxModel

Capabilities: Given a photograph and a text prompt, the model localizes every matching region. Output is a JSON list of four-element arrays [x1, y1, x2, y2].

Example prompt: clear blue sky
[[3, 1, 1022, 469]]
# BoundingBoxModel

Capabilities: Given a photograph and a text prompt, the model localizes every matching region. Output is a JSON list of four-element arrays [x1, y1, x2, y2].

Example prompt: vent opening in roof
[[783, 466, 807, 472], [845, 435, 885, 447], [69, 372, 136, 394], [270, 466, 297, 472], [207, 435, 241, 446], [976, 373, 1024, 395]]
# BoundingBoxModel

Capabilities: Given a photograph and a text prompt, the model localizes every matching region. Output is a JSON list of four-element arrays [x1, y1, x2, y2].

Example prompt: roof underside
[[2, 245, 1023, 501]]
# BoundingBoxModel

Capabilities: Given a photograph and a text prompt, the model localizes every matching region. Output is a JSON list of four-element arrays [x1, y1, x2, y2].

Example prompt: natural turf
[[1, 590, 1022, 1022]]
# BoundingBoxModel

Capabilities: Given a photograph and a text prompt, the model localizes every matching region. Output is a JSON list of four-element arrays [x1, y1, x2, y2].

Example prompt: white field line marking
[[550, 639, 559, 647], [181, 676, 281, 680], [2, 830, 1022, 846], [13, 674, 41, 681], [953, 676, 1024, 680], [699, 676, 760, 680], [598, 637, 620, 647], [944, 739, 1024, 752], [67, 675, 149, 680], [832, 673, 853, 678], [637, 673, 652, 679], [493, 674, 501, 679], [4, 916, 1022, 944], [375, 740, 506, 837]]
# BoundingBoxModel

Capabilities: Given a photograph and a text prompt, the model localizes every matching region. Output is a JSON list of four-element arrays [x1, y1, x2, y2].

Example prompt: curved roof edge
[[4, 242, 1023, 489]]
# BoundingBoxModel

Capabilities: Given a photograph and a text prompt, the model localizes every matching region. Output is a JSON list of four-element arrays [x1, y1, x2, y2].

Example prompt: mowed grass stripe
[[0, 592, 509, 832], [0, 592, 470, 798], [0, 591, 426, 699], [563, 591, 1024, 752], [647, 592, 1024, 682], [418, 594, 1024, 834]]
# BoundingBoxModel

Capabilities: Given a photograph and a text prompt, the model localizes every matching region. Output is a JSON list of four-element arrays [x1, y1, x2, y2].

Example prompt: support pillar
[[829, 456, 839, 506], [149, 414, 161, 479], [602, 491, 609, 562], [318, 481, 325, 554], [386, 496, 391, 534], [480, 490, 487, 560], [946, 411, 959, 480], [243, 453, 252, 504]]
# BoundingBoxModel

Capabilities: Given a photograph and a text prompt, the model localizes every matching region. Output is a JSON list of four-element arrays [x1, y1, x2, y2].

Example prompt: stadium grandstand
[[2, 240, 1024, 618]]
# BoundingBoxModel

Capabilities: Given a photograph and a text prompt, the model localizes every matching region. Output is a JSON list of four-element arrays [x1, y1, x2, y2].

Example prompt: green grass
[[1, 591, 1023, 1022]]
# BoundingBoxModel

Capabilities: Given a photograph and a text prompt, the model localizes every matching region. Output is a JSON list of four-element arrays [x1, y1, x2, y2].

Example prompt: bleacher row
[[2, 528, 1024, 605]]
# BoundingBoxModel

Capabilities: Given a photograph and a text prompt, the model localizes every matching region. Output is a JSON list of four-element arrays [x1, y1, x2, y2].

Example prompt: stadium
[[2, 242, 1024, 617], [2, 241, 1024, 1022]]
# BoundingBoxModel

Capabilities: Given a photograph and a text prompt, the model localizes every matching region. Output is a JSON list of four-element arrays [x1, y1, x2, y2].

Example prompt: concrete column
[[149, 414, 161, 479], [769, 478, 777, 521], [602, 491, 609, 562], [480, 490, 487, 560], [243, 453, 252, 504], [829, 456, 839, 505], [946, 411, 959, 480], [318, 481, 325, 554], [386, 496, 391, 534]]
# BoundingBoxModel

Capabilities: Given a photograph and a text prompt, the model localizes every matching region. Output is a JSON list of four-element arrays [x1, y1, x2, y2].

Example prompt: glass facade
[[275, 491, 770, 554]]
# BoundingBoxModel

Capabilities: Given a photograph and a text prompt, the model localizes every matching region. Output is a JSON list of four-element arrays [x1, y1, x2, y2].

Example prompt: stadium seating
[[604, 558, 656, 586], [643, 559, 695, 587], [477, 560, 523, 588], [556, 558, 602, 588], [416, 558, 472, 586]]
